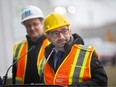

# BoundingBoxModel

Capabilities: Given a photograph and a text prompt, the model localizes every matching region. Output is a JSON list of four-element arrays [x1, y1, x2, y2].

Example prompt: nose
[[58, 33, 65, 38], [30, 25, 35, 30]]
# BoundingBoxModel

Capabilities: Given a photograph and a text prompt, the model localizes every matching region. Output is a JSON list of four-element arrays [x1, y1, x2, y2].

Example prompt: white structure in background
[[67, 6, 76, 14], [54, 6, 66, 14], [84, 37, 116, 63], [54, 6, 76, 15]]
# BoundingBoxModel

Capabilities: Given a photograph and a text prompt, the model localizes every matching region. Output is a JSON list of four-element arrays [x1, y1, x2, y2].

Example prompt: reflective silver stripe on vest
[[14, 42, 23, 60], [72, 49, 86, 84]]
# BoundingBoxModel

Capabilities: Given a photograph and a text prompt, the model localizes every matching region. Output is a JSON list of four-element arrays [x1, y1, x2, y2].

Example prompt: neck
[[30, 34, 43, 42], [55, 47, 64, 52], [31, 37, 39, 42]]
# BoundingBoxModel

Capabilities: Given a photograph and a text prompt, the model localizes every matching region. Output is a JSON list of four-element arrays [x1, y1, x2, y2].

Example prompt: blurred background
[[0, 0, 116, 86]]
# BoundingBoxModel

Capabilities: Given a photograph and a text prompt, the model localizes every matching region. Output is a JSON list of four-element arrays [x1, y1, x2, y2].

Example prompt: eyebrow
[[48, 28, 69, 35]]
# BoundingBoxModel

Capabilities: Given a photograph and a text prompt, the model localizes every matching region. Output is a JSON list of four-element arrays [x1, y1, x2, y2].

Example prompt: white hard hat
[[21, 5, 44, 23]]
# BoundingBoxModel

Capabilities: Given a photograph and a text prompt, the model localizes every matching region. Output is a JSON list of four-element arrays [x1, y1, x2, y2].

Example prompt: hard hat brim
[[21, 15, 44, 24]]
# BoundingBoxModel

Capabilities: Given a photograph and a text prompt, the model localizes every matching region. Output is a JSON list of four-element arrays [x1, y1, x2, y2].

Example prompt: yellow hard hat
[[44, 12, 70, 33]]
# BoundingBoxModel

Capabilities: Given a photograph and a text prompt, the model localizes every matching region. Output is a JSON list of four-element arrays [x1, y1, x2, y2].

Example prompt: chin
[[31, 34, 38, 37], [59, 43, 65, 47]]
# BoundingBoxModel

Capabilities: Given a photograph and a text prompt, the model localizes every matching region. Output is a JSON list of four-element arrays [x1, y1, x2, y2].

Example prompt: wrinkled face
[[46, 26, 71, 50], [23, 18, 43, 41]]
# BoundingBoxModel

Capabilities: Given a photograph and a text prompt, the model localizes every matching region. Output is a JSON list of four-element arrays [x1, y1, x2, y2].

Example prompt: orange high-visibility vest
[[13, 39, 49, 84], [43, 44, 95, 86]]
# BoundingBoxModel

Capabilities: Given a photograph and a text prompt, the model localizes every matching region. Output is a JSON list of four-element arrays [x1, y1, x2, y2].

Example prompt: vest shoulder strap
[[13, 40, 27, 60], [14, 40, 26, 46], [74, 44, 95, 51]]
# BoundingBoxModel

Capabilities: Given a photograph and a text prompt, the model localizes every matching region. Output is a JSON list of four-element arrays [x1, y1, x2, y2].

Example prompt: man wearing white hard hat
[[12, 5, 49, 84]]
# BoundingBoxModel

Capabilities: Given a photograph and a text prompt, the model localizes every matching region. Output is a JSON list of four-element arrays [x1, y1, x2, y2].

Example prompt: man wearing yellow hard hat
[[39, 12, 107, 86]]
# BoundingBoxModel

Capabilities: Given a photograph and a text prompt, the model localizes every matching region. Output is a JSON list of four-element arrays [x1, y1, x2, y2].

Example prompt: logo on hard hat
[[23, 10, 32, 19]]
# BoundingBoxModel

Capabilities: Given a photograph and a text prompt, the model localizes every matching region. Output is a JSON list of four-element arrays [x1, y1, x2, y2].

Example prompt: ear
[[69, 30, 72, 36], [46, 34, 51, 42]]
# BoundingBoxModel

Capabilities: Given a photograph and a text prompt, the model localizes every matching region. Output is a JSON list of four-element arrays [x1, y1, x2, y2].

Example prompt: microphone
[[44, 48, 55, 65], [40, 48, 55, 81], [2, 45, 36, 85]]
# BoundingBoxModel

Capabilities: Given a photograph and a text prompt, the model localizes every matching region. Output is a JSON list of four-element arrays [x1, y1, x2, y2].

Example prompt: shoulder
[[73, 44, 95, 51], [14, 40, 27, 47]]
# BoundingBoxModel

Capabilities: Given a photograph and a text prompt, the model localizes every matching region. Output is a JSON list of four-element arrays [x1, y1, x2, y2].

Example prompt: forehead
[[23, 18, 40, 25]]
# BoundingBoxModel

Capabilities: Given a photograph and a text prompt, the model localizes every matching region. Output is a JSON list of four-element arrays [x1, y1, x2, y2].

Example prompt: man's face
[[47, 26, 71, 49], [23, 18, 43, 40]]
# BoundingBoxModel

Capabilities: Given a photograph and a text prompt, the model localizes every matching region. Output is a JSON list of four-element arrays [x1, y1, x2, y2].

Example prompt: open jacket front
[[39, 33, 107, 86]]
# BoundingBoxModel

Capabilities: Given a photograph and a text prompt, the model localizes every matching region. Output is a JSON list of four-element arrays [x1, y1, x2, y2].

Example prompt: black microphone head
[[29, 45, 36, 51], [31, 45, 36, 49]]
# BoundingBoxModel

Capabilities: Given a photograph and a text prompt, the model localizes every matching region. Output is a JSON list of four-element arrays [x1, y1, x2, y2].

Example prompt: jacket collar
[[45, 33, 84, 70], [26, 34, 46, 46], [45, 33, 84, 59]]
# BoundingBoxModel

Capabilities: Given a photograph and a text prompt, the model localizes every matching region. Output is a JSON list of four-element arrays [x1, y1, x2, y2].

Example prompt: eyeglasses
[[49, 28, 69, 38]]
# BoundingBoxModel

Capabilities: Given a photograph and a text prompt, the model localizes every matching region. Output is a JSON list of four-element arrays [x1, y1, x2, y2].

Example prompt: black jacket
[[44, 33, 108, 87], [0, 76, 2, 85], [12, 34, 47, 84]]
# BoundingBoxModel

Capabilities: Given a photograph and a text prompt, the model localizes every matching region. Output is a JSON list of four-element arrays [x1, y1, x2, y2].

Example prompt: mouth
[[57, 39, 66, 44], [30, 30, 36, 34]]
